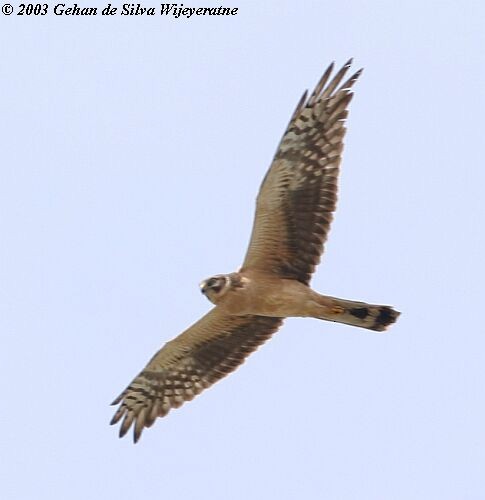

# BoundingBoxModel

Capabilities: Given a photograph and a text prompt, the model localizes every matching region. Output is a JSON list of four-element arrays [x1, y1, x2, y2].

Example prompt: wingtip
[[110, 393, 123, 406], [109, 415, 119, 426], [300, 89, 309, 105], [353, 67, 364, 79]]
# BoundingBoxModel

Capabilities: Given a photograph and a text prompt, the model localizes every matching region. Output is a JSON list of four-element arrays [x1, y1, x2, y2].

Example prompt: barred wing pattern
[[111, 309, 283, 442], [241, 60, 362, 285]]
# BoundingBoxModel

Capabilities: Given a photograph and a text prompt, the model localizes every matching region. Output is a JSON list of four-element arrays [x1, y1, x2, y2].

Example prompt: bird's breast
[[218, 277, 311, 317]]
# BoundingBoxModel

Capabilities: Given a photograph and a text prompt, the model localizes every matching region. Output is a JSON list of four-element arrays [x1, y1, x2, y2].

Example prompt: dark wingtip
[[110, 393, 123, 406], [339, 67, 364, 93], [353, 67, 364, 80], [109, 414, 120, 426]]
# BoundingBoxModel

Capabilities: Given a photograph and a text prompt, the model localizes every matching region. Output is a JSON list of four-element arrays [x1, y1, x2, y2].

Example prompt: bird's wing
[[110, 308, 283, 442], [241, 60, 362, 285]]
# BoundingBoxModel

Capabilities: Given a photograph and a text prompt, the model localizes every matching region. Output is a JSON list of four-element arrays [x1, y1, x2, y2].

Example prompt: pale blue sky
[[1, 1, 484, 499]]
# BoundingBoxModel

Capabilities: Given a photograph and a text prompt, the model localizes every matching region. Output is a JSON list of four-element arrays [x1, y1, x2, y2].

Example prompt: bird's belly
[[219, 279, 311, 317]]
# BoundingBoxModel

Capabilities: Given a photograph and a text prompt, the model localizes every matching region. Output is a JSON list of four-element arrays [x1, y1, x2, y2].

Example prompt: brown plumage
[[111, 60, 400, 442], [111, 310, 282, 442], [242, 61, 360, 285]]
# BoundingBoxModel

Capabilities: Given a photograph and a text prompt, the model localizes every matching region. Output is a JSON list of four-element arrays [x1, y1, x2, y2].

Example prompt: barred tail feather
[[315, 296, 400, 332]]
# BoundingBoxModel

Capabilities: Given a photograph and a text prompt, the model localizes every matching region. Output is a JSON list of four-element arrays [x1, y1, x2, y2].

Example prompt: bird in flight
[[111, 60, 400, 442]]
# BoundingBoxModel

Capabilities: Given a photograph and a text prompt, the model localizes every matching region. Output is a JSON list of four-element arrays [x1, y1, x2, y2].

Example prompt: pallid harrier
[[111, 60, 400, 442]]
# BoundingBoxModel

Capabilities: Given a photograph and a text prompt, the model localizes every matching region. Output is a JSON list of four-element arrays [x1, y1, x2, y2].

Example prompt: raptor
[[111, 60, 400, 442]]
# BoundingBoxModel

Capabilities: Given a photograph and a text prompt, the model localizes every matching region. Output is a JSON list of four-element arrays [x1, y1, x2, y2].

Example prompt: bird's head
[[199, 274, 232, 304]]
